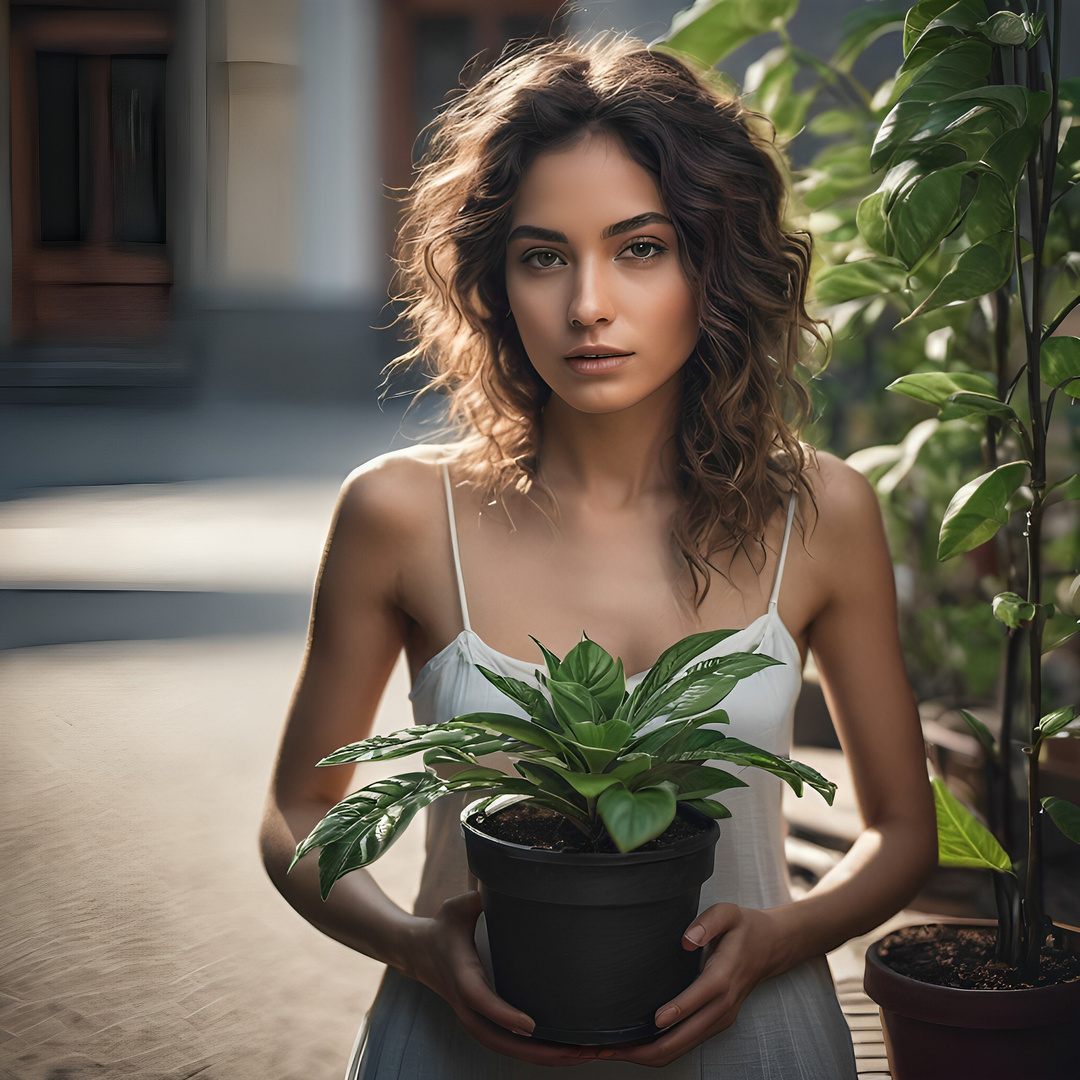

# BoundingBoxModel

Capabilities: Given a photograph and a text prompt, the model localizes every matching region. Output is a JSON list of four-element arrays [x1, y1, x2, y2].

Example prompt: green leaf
[[957, 709, 998, 761], [904, 231, 1013, 321], [567, 718, 633, 751], [597, 783, 678, 853], [872, 96, 996, 173], [557, 638, 626, 718], [548, 678, 604, 727], [623, 629, 738, 720], [886, 370, 997, 407], [992, 591, 1035, 629], [627, 717, 699, 757], [630, 653, 782, 727], [544, 765, 623, 798], [856, 190, 892, 257], [1040, 337, 1080, 394], [610, 753, 653, 784], [984, 126, 1040, 190], [933, 777, 1012, 872], [449, 711, 570, 757], [890, 167, 965, 268], [876, 418, 941, 495], [1042, 797, 1080, 845], [976, 11, 1031, 47], [904, 0, 986, 57], [666, 763, 749, 799], [902, 38, 991, 103], [295, 773, 458, 897], [937, 391, 1017, 423], [317, 725, 501, 766], [659, 0, 799, 67], [682, 797, 732, 820], [963, 172, 1013, 244], [678, 735, 837, 803], [937, 461, 1027, 560], [814, 259, 909, 305], [745, 47, 814, 139], [512, 760, 586, 812], [1037, 706, 1078, 740], [529, 636, 562, 679], [1043, 610, 1080, 653], [833, 3, 907, 74], [475, 667, 560, 731]]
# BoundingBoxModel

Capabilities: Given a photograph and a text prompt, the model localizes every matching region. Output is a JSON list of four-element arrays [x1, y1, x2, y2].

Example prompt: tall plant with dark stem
[[662, 0, 1080, 978]]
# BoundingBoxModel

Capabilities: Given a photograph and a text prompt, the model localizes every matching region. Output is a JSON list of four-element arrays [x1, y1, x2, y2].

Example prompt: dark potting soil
[[877, 924, 1080, 990], [472, 801, 703, 853]]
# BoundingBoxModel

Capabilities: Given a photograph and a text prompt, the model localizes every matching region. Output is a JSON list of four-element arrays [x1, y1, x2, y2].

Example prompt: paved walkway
[[1, 474, 905, 1079]]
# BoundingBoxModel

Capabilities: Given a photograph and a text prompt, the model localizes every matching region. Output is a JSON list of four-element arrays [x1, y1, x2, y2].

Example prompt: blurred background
[[2, 2, 1074, 1079]]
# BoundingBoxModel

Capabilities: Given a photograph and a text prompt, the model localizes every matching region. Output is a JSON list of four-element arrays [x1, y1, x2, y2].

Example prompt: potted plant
[[802, 0, 1080, 1075], [660, 1, 1080, 1075], [291, 630, 836, 1044]]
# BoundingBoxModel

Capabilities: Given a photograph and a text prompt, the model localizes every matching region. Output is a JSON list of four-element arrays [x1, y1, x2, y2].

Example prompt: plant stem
[[997, 628, 1022, 853], [1016, 0, 1061, 973], [1022, 503, 1047, 973]]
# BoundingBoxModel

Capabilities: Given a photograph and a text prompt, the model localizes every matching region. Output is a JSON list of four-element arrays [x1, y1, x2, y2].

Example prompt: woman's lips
[[565, 352, 633, 374]]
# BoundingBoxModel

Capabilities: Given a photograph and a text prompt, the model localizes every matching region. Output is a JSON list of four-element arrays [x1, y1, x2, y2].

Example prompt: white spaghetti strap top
[[769, 491, 799, 614], [441, 463, 472, 633]]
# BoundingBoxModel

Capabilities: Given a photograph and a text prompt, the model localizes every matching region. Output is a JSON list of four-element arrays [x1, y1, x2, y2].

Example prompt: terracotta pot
[[864, 921, 1080, 1080], [461, 800, 719, 1045]]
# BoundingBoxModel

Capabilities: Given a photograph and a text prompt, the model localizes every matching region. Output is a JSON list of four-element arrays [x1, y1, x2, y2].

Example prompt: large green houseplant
[[293, 631, 835, 1042], [661, 1, 1080, 1075], [807, 0, 1080, 977]]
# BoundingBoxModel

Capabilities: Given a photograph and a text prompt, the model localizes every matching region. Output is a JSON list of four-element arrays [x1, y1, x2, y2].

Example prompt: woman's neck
[[537, 379, 682, 509]]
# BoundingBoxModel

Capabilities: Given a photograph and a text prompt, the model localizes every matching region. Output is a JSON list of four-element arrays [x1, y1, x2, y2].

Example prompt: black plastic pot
[[864, 921, 1080, 1080], [461, 800, 720, 1045]]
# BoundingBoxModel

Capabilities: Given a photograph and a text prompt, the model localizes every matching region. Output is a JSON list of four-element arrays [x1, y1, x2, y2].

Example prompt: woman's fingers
[[650, 903, 742, 1029], [680, 901, 741, 951], [455, 1009, 601, 1066], [451, 951, 536, 1035], [434, 892, 538, 1034]]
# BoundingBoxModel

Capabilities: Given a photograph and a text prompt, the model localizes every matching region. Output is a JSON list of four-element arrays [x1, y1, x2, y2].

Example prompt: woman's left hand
[[598, 903, 783, 1068]]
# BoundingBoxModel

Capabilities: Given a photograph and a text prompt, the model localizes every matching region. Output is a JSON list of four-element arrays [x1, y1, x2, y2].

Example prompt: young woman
[[260, 36, 936, 1078]]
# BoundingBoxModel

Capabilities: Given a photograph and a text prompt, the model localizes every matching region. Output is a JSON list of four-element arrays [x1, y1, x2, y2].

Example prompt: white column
[[298, 0, 381, 300]]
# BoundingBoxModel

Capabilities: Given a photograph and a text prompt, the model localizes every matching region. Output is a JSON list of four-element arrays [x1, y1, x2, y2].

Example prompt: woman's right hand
[[405, 891, 602, 1067]]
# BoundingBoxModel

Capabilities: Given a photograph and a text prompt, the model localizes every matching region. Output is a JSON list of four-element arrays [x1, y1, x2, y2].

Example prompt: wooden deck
[[836, 976, 891, 1079]]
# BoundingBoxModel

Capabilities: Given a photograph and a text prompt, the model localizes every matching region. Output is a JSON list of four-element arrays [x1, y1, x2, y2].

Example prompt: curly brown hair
[[390, 34, 819, 600]]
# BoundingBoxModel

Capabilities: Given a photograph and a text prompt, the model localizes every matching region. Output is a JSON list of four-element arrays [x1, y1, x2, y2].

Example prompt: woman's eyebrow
[[601, 212, 672, 238], [506, 212, 673, 246]]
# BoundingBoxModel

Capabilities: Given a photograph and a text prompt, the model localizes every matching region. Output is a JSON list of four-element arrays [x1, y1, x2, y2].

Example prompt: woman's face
[[504, 131, 699, 415]]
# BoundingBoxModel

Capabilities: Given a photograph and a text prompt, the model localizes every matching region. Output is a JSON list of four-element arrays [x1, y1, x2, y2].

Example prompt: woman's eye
[[623, 240, 665, 260], [524, 250, 565, 268]]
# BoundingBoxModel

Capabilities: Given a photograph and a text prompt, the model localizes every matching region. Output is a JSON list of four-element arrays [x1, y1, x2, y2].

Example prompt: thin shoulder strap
[[768, 493, 798, 613], [442, 463, 472, 633]]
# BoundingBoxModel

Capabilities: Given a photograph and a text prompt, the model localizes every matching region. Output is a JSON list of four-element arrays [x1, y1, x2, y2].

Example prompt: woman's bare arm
[[608, 455, 937, 1067], [259, 456, 600, 1067], [260, 459, 421, 965]]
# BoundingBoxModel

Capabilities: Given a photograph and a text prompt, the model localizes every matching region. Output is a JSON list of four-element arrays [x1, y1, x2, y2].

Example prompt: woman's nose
[[568, 262, 614, 327]]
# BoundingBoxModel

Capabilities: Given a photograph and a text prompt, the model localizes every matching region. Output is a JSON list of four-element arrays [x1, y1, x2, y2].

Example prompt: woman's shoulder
[[334, 443, 462, 537], [799, 448, 883, 548]]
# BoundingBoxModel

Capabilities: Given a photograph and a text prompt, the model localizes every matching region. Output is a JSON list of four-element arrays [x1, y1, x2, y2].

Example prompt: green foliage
[[937, 462, 1028, 561], [661, 0, 799, 67], [1043, 796, 1080, 844], [933, 777, 1013, 872], [294, 633, 836, 895], [658, 0, 1079, 976]]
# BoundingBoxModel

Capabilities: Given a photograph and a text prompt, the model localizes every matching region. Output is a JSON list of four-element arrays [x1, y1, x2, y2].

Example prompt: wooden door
[[10, 7, 173, 342]]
